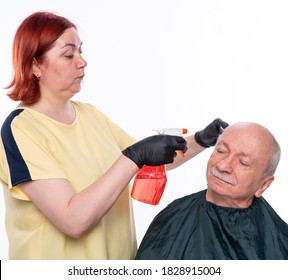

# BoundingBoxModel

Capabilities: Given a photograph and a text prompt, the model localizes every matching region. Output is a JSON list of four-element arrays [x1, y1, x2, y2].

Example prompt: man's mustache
[[210, 167, 236, 186]]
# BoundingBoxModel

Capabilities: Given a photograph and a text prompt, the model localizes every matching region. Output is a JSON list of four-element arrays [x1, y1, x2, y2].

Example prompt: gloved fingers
[[164, 151, 178, 164], [159, 135, 187, 162], [177, 143, 188, 154], [170, 136, 188, 153], [122, 135, 188, 168], [174, 135, 187, 144], [194, 118, 229, 148], [214, 118, 229, 132]]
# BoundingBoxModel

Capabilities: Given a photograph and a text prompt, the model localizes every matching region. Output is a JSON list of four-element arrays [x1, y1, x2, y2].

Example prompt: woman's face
[[35, 27, 87, 100]]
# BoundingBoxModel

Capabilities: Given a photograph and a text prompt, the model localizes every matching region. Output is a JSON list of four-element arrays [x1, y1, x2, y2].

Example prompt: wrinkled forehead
[[218, 122, 273, 155]]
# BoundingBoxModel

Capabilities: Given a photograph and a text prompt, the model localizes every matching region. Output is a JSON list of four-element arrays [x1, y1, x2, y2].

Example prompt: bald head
[[206, 122, 281, 207], [218, 122, 281, 177]]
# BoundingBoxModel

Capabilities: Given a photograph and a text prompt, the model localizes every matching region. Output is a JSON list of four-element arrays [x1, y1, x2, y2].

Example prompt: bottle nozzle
[[154, 128, 188, 157], [154, 128, 188, 136]]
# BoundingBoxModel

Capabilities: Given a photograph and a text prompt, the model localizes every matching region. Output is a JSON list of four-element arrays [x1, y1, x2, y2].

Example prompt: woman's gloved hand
[[122, 135, 187, 168], [194, 118, 229, 147]]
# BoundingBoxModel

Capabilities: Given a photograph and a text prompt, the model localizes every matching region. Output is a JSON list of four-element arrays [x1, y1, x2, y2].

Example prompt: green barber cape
[[136, 190, 288, 260]]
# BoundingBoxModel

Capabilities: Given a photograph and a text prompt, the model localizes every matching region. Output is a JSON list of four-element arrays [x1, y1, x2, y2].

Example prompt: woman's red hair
[[6, 11, 76, 104]]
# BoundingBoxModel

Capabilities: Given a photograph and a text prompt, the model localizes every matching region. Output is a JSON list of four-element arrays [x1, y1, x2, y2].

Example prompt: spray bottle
[[131, 128, 188, 205]]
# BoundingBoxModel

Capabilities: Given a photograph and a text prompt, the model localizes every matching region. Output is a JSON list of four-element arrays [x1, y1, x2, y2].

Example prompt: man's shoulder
[[169, 189, 206, 206], [154, 189, 206, 219]]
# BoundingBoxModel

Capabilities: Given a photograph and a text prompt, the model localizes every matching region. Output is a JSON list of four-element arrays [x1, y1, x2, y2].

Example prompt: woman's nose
[[78, 55, 88, 68]]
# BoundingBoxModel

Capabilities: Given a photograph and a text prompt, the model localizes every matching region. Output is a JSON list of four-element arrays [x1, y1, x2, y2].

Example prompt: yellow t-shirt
[[0, 101, 137, 259]]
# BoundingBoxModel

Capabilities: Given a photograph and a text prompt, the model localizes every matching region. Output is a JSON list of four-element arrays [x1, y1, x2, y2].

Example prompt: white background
[[1, 0, 288, 261]]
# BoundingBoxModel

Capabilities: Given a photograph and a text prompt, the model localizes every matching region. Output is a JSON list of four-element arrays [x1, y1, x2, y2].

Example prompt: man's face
[[206, 123, 273, 208]]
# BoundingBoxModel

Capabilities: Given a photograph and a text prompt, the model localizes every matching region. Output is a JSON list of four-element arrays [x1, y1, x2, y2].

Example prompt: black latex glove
[[194, 118, 229, 148], [122, 135, 187, 168]]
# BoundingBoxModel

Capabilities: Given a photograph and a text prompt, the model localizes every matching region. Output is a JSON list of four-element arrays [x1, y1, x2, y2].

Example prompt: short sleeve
[[1, 109, 67, 191]]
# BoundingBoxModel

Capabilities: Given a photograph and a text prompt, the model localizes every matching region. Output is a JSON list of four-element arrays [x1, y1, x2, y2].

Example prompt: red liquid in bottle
[[131, 128, 187, 205], [131, 165, 167, 205]]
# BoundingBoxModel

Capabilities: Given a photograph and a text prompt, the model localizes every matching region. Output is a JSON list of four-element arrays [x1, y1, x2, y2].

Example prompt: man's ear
[[255, 176, 274, 198]]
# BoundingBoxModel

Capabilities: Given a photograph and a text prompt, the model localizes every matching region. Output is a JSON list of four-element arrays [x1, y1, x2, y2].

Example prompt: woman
[[0, 11, 228, 259]]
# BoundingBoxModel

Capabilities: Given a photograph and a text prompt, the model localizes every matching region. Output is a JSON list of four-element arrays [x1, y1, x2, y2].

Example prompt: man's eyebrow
[[216, 140, 228, 148], [218, 140, 253, 160], [238, 151, 252, 158]]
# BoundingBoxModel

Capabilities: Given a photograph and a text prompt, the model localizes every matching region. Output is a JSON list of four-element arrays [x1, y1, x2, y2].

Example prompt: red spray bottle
[[131, 128, 188, 205]]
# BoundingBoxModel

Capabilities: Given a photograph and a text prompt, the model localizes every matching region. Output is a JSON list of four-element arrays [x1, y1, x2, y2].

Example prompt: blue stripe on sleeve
[[1, 109, 32, 186]]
